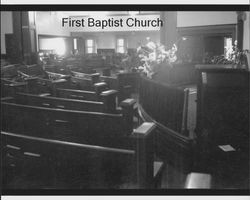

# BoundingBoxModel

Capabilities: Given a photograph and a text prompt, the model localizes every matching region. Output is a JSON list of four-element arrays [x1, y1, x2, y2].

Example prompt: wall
[[36, 12, 71, 36], [72, 31, 160, 51], [177, 12, 237, 27], [243, 12, 250, 50], [2, 12, 248, 55], [1, 12, 13, 54], [96, 33, 116, 49], [126, 31, 160, 48], [70, 12, 240, 51]]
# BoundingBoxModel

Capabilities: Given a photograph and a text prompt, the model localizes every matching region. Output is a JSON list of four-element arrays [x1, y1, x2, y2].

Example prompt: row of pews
[[1, 62, 217, 190], [1, 63, 164, 189], [1, 63, 137, 103]]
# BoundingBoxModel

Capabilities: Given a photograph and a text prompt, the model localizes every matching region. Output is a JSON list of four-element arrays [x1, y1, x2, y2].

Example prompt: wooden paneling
[[177, 24, 237, 63], [196, 67, 249, 153], [5, 12, 37, 64]]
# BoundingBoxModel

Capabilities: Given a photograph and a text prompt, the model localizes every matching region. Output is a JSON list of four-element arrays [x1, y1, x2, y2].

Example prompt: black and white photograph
[[1, 5, 249, 195]]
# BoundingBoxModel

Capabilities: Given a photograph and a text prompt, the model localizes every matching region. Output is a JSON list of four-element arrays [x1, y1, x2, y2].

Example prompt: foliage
[[135, 38, 178, 78], [205, 40, 249, 69]]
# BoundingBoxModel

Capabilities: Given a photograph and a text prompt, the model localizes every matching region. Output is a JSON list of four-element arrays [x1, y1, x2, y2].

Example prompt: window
[[73, 38, 78, 50], [128, 11, 139, 15], [117, 38, 125, 53], [86, 39, 95, 54], [39, 37, 66, 55], [224, 37, 233, 59]]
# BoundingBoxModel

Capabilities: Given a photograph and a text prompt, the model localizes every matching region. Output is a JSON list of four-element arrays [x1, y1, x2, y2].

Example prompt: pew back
[[1, 96, 138, 144], [139, 76, 186, 133], [11, 92, 113, 113], [2, 131, 136, 189], [2, 121, 159, 189], [1, 101, 130, 146], [55, 88, 101, 101]]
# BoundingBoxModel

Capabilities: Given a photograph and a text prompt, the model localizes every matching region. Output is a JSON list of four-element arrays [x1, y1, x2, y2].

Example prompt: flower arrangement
[[135, 37, 180, 78], [205, 40, 249, 69]]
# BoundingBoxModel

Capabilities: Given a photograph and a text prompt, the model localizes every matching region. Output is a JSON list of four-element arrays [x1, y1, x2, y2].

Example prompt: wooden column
[[10, 11, 37, 64], [7, 12, 23, 63], [236, 11, 246, 51], [160, 12, 177, 49], [21, 12, 37, 64]]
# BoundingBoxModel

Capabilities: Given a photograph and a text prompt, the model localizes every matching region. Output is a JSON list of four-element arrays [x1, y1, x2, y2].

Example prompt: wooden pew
[[55, 88, 117, 103], [1, 78, 19, 84], [70, 70, 138, 102], [48, 70, 109, 92], [9, 92, 119, 113], [100, 75, 119, 90], [19, 64, 47, 78], [19, 71, 105, 96], [2, 122, 163, 189], [70, 77, 108, 91], [101, 72, 139, 103], [1, 79, 28, 97], [2, 73, 112, 104], [1, 64, 20, 79], [26, 77, 70, 95], [5, 69, 71, 95], [71, 70, 117, 90], [1, 100, 136, 144], [23, 73, 104, 97], [45, 71, 71, 81], [71, 70, 100, 83]]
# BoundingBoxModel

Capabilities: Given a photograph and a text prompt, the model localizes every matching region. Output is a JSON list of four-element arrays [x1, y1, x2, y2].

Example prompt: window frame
[[116, 38, 126, 54], [85, 39, 95, 54]]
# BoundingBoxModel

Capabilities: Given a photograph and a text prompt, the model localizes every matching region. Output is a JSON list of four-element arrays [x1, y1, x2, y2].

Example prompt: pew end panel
[[100, 76, 119, 90], [90, 73, 101, 84], [120, 98, 137, 134], [70, 76, 93, 91], [94, 82, 109, 97], [100, 90, 118, 112], [131, 122, 164, 188]]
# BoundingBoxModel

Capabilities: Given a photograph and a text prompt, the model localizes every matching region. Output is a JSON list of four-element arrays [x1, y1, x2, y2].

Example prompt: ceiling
[[58, 11, 160, 17]]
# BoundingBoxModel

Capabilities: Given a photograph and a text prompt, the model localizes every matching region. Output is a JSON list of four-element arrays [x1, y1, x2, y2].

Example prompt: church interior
[[1, 10, 249, 192]]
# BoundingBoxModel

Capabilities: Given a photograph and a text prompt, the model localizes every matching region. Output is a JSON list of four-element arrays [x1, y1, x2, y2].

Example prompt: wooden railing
[[138, 75, 194, 170], [139, 76, 188, 134]]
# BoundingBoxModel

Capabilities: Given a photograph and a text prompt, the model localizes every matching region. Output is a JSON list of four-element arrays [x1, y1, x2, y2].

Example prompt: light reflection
[[39, 37, 66, 55]]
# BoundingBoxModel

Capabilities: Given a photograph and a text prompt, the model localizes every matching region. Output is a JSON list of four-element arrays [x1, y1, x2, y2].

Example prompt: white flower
[[146, 41, 156, 51], [148, 52, 156, 62]]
